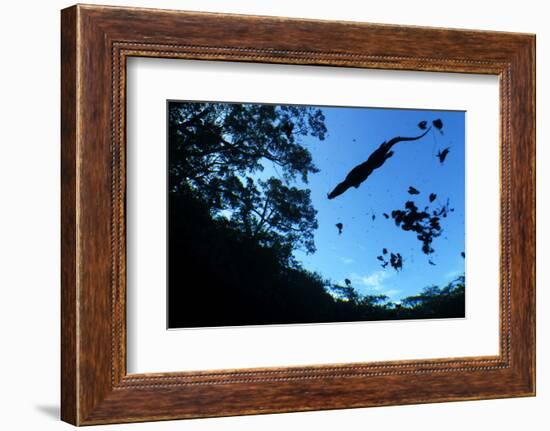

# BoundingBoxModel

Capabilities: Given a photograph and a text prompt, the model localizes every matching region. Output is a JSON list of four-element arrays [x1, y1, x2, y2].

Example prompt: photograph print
[[167, 100, 465, 328]]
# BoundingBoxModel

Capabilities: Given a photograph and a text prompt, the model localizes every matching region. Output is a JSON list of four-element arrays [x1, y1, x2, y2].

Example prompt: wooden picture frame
[[61, 4, 535, 426]]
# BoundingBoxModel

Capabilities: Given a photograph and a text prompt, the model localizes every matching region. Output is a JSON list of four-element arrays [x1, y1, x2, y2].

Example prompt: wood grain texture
[[60, 4, 535, 425], [60, 5, 78, 425]]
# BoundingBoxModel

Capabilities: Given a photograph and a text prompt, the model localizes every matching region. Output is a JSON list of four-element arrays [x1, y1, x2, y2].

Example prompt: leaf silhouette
[[390, 253, 403, 271], [390, 200, 446, 255], [436, 147, 450, 164]]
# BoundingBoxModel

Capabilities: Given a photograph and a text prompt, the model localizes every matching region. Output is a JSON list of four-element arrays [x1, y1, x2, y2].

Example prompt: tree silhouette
[[224, 176, 318, 260], [169, 101, 326, 260], [401, 275, 465, 318]]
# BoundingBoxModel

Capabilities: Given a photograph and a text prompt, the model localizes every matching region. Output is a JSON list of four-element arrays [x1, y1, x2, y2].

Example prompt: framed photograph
[[61, 4, 535, 425]]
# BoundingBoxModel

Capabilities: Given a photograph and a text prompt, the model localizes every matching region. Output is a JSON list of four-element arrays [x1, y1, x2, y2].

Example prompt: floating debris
[[390, 253, 403, 271], [391, 200, 445, 255], [436, 147, 450, 164], [433, 118, 444, 133]]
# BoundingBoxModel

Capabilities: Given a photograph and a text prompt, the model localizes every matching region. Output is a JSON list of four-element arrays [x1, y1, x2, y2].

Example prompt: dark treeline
[[168, 188, 465, 328]]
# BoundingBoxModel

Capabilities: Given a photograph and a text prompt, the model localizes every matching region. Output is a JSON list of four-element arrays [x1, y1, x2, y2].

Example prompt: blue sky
[[277, 106, 465, 302]]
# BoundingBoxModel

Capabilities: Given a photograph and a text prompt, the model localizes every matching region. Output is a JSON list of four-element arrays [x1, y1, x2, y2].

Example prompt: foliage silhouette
[[169, 101, 327, 263], [401, 275, 465, 318]]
